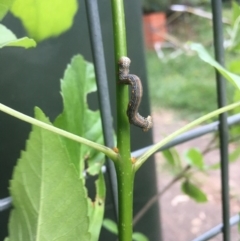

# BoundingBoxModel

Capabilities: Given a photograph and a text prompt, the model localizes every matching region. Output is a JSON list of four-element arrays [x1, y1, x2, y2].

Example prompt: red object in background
[[143, 12, 167, 49]]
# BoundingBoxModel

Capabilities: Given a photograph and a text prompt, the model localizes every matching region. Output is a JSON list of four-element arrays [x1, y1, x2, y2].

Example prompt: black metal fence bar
[[211, 1, 230, 240], [191, 214, 240, 241], [85, 0, 118, 216], [132, 113, 240, 158]]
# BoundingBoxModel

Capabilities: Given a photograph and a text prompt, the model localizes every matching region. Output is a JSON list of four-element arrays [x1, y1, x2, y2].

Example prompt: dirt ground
[[152, 109, 240, 241]]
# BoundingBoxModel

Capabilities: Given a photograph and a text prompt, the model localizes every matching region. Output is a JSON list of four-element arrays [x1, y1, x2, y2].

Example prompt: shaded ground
[[152, 109, 240, 241]]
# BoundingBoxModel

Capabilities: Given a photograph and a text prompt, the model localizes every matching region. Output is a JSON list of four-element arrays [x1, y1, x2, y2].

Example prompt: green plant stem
[[111, 0, 134, 240], [134, 101, 240, 171], [0, 103, 118, 162]]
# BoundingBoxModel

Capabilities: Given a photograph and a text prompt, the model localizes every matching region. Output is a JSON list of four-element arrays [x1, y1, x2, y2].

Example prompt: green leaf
[[88, 172, 106, 241], [232, 1, 240, 23], [132, 232, 149, 241], [162, 149, 175, 166], [228, 15, 240, 52], [0, 0, 14, 20], [10, 0, 78, 42], [229, 60, 240, 74], [162, 148, 182, 170], [184, 148, 204, 170], [190, 43, 240, 89], [232, 90, 240, 115], [102, 219, 118, 235], [54, 55, 104, 177], [7, 107, 90, 241], [181, 180, 207, 203], [0, 24, 36, 48]]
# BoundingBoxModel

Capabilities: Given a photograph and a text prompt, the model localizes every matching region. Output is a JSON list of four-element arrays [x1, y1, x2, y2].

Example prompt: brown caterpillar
[[118, 56, 153, 132]]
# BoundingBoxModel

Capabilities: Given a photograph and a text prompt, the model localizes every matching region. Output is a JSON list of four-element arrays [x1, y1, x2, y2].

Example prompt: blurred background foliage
[[143, 0, 238, 119]]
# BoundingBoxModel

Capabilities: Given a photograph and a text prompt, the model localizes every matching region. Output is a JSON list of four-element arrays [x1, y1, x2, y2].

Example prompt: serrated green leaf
[[10, 0, 78, 42], [88, 172, 106, 241], [0, 0, 14, 20], [184, 148, 204, 170], [102, 219, 118, 235], [7, 107, 90, 241], [132, 232, 149, 241], [181, 180, 207, 203], [0, 24, 36, 48], [54, 55, 104, 177], [190, 43, 240, 89]]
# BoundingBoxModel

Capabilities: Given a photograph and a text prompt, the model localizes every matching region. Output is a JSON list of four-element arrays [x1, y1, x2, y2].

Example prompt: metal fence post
[[211, 1, 230, 240]]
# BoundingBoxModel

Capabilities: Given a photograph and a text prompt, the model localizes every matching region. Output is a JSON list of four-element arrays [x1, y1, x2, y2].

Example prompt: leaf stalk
[[0, 103, 118, 162], [134, 101, 240, 171]]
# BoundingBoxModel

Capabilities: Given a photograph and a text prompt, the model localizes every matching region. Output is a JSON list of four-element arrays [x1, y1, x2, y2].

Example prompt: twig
[[133, 165, 191, 226]]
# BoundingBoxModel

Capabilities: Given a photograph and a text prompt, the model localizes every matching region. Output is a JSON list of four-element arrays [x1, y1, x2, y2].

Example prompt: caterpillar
[[118, 56, 153, 132]]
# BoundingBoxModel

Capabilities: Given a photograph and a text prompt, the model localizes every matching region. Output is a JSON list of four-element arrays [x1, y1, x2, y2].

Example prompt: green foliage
[[227, 1, 240, 52], [184, 148, 204, 170], [0, 24, 36, 48], [102, 219, 149, 241], [146, 50, 219, 117], [229, 59, 240, 74], [87, 173, 106, 241], [7, 108, 91, 241], [10, 0, 78, 42], [162, 148, 182, 173], [0, 0, 36, 48], [0, 0, 14, 20], [54, 55, 104, 177], [162, 149, 176, 166], [146, 7, 238, 117], [181, 180, 208, 203], [141, 0, 168, 13], [5, 55, 106, 241], [190, 43, 240, 90], [102, 219, 118, 235], [4, 2, 240, 240], [232, 1, 240, 22], [132, 232, 149, 241]]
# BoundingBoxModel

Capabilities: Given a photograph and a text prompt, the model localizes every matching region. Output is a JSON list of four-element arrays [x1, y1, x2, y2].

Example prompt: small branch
[[0, 103, 118, 162], [170, 5, 231, 24], [133, 165, 191, 226], [202, 134, 218, 155], [134, 101, 240, 172]]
